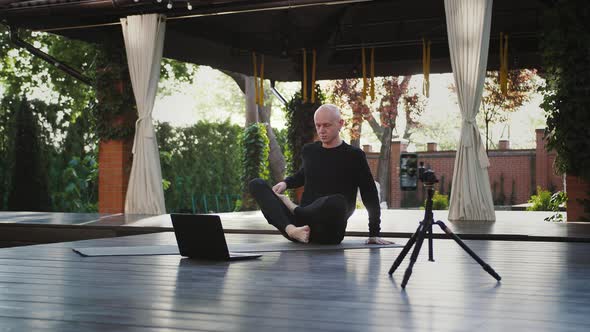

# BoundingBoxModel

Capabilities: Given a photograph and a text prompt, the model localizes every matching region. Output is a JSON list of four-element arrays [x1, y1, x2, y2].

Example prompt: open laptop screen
[[170, 214, 230, 260]]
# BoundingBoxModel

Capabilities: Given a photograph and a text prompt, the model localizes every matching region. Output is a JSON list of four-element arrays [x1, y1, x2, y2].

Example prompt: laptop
[[170, 213, 261, 261]]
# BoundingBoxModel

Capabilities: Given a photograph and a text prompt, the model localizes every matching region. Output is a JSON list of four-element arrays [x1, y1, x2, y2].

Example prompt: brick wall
[[567, 175, 590, 221], [363, 129, 565, 209], [98, 139, 133, 214]]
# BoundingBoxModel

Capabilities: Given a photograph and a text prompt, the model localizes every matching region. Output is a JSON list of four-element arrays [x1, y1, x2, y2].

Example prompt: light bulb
[[187, 2, 192, 10], [167, 0, 173, 9]]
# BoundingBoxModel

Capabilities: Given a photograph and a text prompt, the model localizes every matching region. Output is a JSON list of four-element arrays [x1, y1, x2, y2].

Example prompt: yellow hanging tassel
[[499, 33, 503, 92], [361, 47, 367, 100], [252, 52, 259, 106], [370, 47, 375, 101], [499, 33, 509, 96], [422, 38, 431, 98], [503, 34, 509, 95], [302, 48, 308, 103], [259, 55, 265, 106], [311, 49, 317, 103]]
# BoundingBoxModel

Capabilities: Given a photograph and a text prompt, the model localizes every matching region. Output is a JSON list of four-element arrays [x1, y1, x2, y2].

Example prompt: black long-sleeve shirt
[[284, 141, 381, 237]]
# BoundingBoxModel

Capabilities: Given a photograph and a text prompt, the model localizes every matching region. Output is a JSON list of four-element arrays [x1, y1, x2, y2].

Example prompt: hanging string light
[[361, 47, 367, 100], [422, 38, 431, 98], [311, 49, 317, 103], [499, 32, 509, 96]]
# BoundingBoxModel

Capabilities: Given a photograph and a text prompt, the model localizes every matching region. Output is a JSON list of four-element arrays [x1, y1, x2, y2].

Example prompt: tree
[[541, 0, 590, 220], [7, 98, 51, 211], [332, 76, 414, 204], [0, 27, 98, 209], [401, 93, 427, 140], [0, 26, 195, 211], [224, 71, 286, 184], [332, 79, 371, 148], [373, 76, 411, 205], [450, 69, 539, 151]]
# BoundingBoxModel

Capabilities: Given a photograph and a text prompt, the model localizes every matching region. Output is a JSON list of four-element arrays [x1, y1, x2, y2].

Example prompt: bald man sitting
[[249, 104, 392, 245]]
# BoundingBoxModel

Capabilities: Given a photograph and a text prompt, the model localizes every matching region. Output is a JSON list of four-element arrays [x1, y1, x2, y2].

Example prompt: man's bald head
[[314, 104, 344, 148], [314, 104, 342, 122]]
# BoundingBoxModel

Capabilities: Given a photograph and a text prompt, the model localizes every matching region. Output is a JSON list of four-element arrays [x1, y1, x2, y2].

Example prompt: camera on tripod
[[390, 153, 502, 288], [400, 153, 438, 191], [418, 164, 438, 185]]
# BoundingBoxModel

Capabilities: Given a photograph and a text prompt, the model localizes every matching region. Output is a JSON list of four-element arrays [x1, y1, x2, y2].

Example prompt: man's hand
[[272, 181, 287, 194], [365, 237, 394, 245]]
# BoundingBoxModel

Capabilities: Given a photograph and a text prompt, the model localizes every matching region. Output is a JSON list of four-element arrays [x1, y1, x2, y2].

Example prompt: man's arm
[[358, 150, 382, 238], [273, 167, 305, 194], [357, 150, 393, 244], [282, 143, 309, 189], [283, 167, 305, 189]]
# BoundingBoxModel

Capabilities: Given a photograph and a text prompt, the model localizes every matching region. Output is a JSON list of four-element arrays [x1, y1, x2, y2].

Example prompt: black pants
[[248, 178, 348, 244]]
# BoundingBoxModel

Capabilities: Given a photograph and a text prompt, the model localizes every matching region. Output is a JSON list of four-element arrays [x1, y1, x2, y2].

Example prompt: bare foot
[[285, 225, 310, 243], [276, 194, 298, 213]]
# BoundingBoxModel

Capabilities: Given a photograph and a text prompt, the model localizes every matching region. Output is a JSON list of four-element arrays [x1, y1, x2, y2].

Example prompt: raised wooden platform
[[0, 210, 589, 247], [1, 232, 590, 331]]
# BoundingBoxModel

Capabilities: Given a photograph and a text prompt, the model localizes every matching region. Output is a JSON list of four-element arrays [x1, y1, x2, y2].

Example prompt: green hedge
[[156, 121, 242, 213], [239, 122, 270, 210]]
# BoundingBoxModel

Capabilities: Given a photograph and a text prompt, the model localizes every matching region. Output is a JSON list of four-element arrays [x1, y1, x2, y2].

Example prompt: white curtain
[[121, 14, 166, 214], [445, 0, 495, 221]]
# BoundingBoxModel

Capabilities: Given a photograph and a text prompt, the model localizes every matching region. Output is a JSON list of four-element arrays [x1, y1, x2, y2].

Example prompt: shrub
[[432, 191, 449, 210], [527, 187, 553, 211], [156, 121, 242, 213], [527, 187, 567, 222], [239, 123, 270, 210], [52, 155, 98, 212], [421, 191, 449, 210]]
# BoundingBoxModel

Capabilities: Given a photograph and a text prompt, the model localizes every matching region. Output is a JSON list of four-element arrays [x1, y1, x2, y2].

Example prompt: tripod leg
[[401, 223, 429, 288], [428, 221, 434, 262], [388, 223, 422, 275], [435, 221, 502, 281]]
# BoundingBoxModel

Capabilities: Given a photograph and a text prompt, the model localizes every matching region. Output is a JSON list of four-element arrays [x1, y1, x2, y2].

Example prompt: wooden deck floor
[[1, 209, 589, 246], [1, 232, 590, 331]]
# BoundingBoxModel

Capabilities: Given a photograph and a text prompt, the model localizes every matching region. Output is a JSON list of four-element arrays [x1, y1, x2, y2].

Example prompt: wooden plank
[[3, 210, 590, 245], [1, 233, 590, 331]]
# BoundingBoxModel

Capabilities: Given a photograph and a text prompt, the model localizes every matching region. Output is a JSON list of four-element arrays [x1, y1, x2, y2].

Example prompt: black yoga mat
[[73, 240, 403, 257]]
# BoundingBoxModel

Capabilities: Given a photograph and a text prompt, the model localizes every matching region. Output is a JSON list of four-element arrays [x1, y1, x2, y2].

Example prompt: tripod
[[388, 183, 502, 288]]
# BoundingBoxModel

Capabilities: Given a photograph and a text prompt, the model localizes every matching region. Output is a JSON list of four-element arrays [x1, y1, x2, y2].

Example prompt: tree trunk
[[376, 126, 393, 205], [366, 116, 384, 137], [244, 76, 258, 126], [485, 118, 490, 153], [226, 71, 286, 183], [350, 121, 361, 148], [258, 103, 286, 183], [403, 110, 412, 140]]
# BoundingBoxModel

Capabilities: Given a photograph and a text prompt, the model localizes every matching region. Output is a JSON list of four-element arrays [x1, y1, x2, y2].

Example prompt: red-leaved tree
[[450, 69, 539, 151], [332, 76, 419, 205]]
